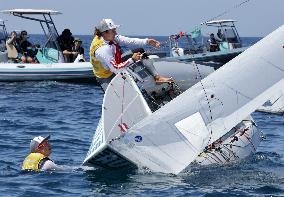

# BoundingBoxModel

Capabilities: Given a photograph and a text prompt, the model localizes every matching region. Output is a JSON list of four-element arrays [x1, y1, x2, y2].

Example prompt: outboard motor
[[74, 54, 85, 63], [171, 47, 184, 57]]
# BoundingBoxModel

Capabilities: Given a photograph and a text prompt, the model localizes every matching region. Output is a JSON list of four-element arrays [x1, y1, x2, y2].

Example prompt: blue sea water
[[0, 36, 283, 196]]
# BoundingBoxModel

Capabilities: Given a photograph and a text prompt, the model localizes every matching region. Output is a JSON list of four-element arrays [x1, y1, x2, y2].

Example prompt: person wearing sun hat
[[22, 135, 60, 171], [72, 37, 85, 62], [90, 18, 174, 91], [57, 28, 75, 62]]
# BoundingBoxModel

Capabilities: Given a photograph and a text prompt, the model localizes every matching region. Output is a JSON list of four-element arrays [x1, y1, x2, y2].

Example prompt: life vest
[[89, 36, 113, 78], [22, 153, 48, 171]]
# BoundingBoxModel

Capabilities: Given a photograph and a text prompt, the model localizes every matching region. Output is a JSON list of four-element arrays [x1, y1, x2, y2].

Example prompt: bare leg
[[142, 59, 174, 84], [131, 48, 174, 84], [27, 56, 35, 63], [154, 75, 174, 84], [21, 56, 27, 63]]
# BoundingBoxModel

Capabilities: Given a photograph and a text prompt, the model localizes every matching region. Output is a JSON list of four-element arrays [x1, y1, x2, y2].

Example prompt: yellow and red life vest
[[89, 36, 113, 79]]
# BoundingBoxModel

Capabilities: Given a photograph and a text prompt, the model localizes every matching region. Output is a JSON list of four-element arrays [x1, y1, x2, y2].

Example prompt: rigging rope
[[148, 0, 252, 56], [201, 0, 252, 25]]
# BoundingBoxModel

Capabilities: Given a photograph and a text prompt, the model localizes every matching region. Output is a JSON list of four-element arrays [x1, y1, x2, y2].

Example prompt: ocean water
[[0, 36, 283, 196]]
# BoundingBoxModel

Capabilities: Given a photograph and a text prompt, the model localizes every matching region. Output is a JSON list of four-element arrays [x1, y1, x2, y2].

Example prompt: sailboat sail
[[109, 25, 284, 174], [102, 73, 152, 143]]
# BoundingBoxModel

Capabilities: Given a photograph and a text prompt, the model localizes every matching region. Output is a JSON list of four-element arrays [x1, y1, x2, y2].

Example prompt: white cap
[[30, 135, 50, 153], [97, 19, 120, 32]]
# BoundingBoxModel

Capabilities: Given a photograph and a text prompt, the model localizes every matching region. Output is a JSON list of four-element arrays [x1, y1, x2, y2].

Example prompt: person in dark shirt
[[208, 33, 219, 52], [216, 29, 225, 42], [57, 28, 75, 62], [72, 37, 85, 62], [18, 30, 37, 63]]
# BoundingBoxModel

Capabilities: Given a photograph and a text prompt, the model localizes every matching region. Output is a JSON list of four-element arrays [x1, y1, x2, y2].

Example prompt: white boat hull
[[194, 119, 262, 165], [84, 119, 137, 169], [0, 62, 94, 81], [167, 47, 247, 64], [84, 116, 261, 170]]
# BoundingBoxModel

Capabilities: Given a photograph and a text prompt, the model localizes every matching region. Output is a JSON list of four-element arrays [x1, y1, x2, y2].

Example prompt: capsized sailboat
[[83, 25, 284, 174]]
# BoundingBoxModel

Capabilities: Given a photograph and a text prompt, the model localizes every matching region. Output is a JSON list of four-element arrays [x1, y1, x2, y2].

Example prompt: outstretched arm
[[40, 159, 63, 171], [147, 39, 160, 48], [115, 35, 147, 46], [115, 35, 160, 48]]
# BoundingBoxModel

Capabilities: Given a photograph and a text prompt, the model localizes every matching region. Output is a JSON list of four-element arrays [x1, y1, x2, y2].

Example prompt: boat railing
[[0, 30, 7, 52], [169, 33, 205, 55], [39, 25, 64, 63], [0, 21, 8, 52]]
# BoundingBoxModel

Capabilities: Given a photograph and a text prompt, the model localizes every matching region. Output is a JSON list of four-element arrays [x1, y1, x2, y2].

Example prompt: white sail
[[108, 25, 284, 174], [102, 73, 152, 143]]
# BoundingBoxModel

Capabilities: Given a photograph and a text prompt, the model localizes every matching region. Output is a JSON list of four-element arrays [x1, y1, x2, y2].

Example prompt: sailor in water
[[22, 135, 61, 171], [90, 18, 173, 91]]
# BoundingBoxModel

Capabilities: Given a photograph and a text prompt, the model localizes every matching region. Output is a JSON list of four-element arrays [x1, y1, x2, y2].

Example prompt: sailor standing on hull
[[90, 18, 173, 91]]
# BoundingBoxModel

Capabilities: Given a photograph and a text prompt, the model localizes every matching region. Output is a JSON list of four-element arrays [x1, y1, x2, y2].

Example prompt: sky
[[0, 0, 283, 37]]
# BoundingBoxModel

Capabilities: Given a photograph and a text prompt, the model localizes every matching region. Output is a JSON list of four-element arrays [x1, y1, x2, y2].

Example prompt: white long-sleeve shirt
[[41, 160, 62, 171], [95, 35, 148, 74]]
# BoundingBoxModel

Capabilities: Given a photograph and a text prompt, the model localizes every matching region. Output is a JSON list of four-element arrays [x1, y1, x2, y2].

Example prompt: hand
[[132, 52, 142, 62], [147, 39, 160, 48], [72, 51, 79, 56]]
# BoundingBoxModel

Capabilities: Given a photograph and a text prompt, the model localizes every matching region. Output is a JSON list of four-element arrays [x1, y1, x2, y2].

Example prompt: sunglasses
[[105, 29, 117, 34]]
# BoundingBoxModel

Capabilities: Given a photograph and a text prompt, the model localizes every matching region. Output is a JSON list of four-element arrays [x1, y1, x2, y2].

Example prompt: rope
[[120, 77, 126, 126], [193, 61, 214, 145], [243, 131, 256, 151], [201, 0, 252, 25]]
